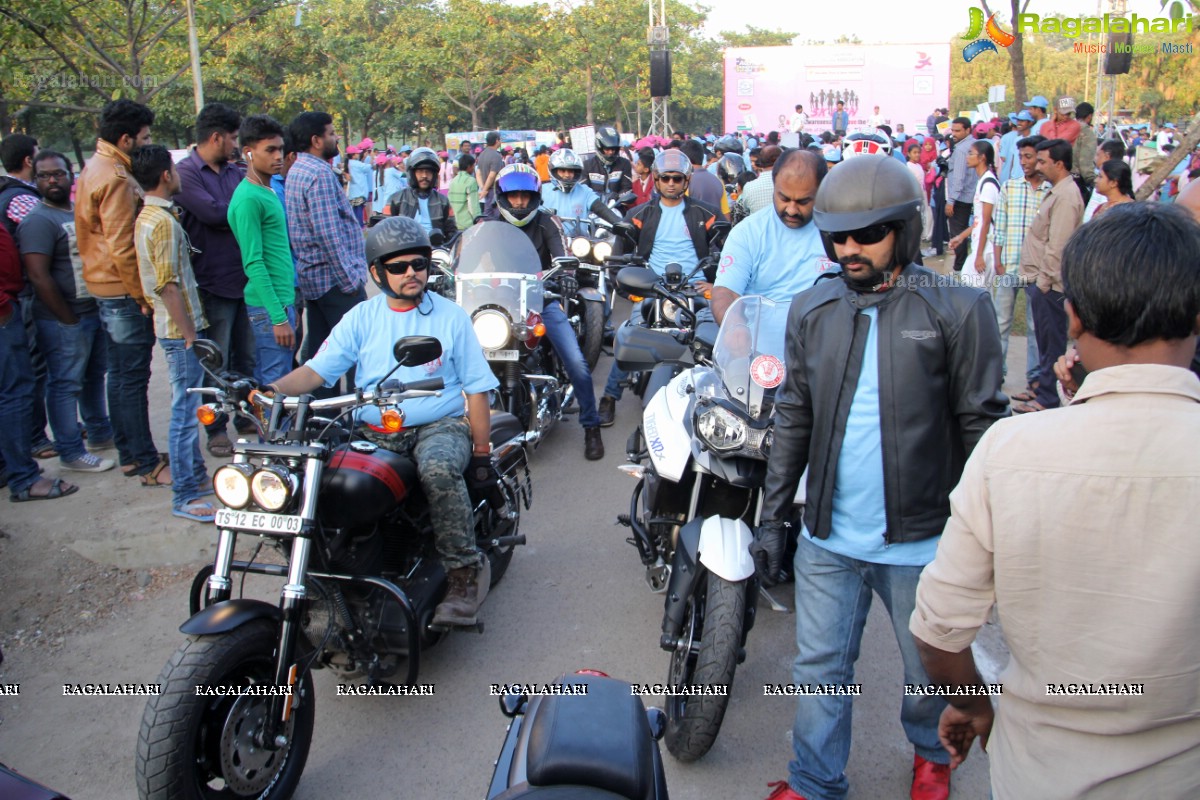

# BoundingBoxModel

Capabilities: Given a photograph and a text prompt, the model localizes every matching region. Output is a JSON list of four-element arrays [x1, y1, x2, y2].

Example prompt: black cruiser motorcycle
[[135, 336, 530, 800]]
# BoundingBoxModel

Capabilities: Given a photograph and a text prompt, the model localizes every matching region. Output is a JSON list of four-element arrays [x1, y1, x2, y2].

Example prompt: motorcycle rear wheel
[[664, 570, 744, 762], [136, 620, 315, 800], [580, 301, 605, 371]]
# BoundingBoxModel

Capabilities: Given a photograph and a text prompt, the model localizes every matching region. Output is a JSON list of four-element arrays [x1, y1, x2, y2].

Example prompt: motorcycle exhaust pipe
[[489, 534, 527, 547]]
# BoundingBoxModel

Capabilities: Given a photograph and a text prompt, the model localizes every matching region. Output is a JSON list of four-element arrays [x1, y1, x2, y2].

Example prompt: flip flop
[[1010, 389, 1037, 402], [10, 477, 79, 503], [172, 499, 217, 523]]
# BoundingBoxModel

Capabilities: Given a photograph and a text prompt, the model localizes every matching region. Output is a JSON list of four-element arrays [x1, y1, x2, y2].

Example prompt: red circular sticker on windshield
[[750, 355, 784, 389]]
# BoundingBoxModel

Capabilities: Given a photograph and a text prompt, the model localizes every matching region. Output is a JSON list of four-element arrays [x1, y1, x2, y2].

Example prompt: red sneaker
[[764, 780, 808, 800], [911, 754, 951, 800]]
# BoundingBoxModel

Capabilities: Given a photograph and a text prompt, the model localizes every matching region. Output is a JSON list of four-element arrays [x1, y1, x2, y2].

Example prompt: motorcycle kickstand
[[427, 620, 485, 634], [759, 584, 791, 613]]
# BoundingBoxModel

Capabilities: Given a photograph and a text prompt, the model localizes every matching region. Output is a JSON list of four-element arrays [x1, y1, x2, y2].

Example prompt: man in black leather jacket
[[754, 155, 1008, 800], [581, 126, 632, 204]]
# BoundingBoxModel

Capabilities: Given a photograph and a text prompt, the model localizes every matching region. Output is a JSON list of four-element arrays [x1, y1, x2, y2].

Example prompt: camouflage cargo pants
[[361, 415, 482, 570]]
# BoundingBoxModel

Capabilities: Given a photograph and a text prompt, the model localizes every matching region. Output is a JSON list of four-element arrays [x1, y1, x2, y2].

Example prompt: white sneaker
[[62, 452, 116, 472], [921, 247, 937, 257]]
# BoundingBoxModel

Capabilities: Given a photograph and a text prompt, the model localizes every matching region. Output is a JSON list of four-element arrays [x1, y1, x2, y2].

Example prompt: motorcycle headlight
[[213, 464, 254, 509], [695, 405, 747, 452], [473, 310, 511, 350], [593, 240, 613, 262], [570, 237, 592, 258], [661, 299, 681, 326], [251, 466, 297, 512]]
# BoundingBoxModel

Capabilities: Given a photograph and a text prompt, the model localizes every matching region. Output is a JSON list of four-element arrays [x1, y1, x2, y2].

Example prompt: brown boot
[[584, 427, 604, 460], [431, 560, 491, 627]]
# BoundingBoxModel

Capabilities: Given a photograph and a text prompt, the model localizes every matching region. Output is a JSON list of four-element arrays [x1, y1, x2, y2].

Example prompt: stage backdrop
[[723, 44, 951, 136]]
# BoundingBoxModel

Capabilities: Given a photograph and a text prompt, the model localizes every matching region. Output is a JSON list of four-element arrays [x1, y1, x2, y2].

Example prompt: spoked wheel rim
[[666, 592, 700, 721]]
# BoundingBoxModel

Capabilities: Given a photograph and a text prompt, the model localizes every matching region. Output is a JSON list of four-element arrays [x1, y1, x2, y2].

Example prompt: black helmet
[[812, 155, 922, 268], [406, 147, 441, 189], [595, 126, 621, 164], [716, 154, 742, 186], [365, 217, 431, 299], [715, 134, 743, 155]]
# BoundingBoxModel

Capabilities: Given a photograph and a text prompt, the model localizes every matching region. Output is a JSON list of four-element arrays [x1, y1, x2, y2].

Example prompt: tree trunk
[[585, 63, 594, 126], [71, 135, 85, 171], [1009, 0, 1029, 106], [1134, 111, 1200, 201]]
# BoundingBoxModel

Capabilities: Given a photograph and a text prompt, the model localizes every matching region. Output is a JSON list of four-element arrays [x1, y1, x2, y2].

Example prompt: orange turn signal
[[532, 322, 547, 338], [196, 405, 217, 426], [704, 289, 712, 300], [629, 295, 644, 302], [380, 409, 404, 433]]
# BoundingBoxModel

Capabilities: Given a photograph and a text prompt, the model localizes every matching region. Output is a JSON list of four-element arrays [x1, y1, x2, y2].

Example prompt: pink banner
[[723, 44, 951, 136]]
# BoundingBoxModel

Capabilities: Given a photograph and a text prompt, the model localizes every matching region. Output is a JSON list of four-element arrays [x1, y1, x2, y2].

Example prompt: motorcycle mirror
[[192, 339, 224, 373], [617, 191, 637, 206], [694, 320, 719, 350], [645, 707, 667, 741], [665, 262, 684, 285], [499, 691, 527, 718], [429, 230, 445, 247], [615, 266, 659, 294], [709, 221, 731, 242], [552, 256, 580, 270], [393, 335, 443, 367]]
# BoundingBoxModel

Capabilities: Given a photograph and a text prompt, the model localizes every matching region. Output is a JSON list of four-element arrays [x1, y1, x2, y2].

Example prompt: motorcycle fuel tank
[[319, 441, 419, 528]]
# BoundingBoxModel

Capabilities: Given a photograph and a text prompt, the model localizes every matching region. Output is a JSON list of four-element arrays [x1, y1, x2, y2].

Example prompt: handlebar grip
[[401, 378, 445, 392]]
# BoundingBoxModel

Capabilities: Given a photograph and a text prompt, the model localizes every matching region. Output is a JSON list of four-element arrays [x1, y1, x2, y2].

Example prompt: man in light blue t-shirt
[[712, 149, 832, 324], [266, 217, 499, 629]]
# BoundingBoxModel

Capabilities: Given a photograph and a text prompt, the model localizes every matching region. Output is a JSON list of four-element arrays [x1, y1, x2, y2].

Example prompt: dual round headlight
[[592, 240, 613, 262], [213, 464, 298, 512], [570, 237, 592, 258], [473, 310, 512, 350]]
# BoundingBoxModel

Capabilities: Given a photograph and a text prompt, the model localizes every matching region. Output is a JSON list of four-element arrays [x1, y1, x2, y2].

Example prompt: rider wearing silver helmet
[[753, 154, 1007, 800], [386, 146, 457, 240], [581, 125, 634, 207], [542, 148, 625, 237], [266, 215, 501, 628]]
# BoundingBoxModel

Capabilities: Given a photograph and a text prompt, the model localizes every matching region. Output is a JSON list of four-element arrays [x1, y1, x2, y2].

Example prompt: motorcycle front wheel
[[580, 300, 605, 371], [136, 619, 315, 800], [664, 570, 745, 762]]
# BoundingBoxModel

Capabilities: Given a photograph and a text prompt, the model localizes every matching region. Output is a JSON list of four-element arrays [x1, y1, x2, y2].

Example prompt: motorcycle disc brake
[[219, 693, 296, 795]]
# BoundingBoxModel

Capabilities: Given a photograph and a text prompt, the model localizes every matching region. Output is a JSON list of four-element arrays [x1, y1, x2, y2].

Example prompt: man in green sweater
[[228, 115, 296, 385], [448, 154, 481, 232]]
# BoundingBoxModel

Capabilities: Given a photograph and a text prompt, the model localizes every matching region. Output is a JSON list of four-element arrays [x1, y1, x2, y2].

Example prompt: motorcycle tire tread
[[664, 572, 745, 762], [135, 619, 315, 800], [580, 301, 605, 371]]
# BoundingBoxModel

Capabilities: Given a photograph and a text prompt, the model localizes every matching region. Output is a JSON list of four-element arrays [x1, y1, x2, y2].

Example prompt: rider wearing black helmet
[[265, 216, 501, 628], [386, 146, 457, 240], [753, 154, 1007, 800], [581, 125, 633, 206]]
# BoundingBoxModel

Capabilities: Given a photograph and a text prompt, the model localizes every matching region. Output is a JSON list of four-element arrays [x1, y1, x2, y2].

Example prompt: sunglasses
[[380, 257, 430, 275], [657, 174, 687, 184], [829, 223, 894, 246]]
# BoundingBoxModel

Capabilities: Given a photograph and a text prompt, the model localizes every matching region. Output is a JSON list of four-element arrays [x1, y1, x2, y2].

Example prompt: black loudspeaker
[[650, 50, 672, 97], [1104, 32, 1132, 74]]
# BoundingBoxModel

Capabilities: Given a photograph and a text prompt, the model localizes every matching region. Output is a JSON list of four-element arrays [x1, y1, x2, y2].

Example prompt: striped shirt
[[135, 196, 207, 339], [736, 173, 774, 216], [992, 176, 1050, 273], [284, 153, 367, 301]]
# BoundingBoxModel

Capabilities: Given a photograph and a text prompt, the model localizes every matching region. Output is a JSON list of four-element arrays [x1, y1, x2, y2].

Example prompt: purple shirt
[[285, 153, 366, 300], [175, 149, 247, 299]]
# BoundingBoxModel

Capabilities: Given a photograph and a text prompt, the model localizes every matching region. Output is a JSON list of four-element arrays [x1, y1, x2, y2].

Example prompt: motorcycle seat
[[489, 410, 524, 448], [494, 787, 629, 800], [520, 675, 655, 800]]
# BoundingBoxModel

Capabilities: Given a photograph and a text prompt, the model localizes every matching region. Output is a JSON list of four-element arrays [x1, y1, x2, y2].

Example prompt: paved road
[[0, 294, 1009, 798]]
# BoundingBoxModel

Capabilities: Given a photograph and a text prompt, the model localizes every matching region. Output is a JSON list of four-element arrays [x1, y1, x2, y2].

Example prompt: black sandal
[[11, 477, 79, 502]]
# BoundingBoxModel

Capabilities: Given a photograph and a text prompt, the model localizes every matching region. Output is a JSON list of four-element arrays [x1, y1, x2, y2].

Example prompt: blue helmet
[[495, 164, 542, 228]]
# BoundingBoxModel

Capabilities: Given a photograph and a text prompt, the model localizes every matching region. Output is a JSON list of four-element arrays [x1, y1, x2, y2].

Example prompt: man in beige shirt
[[1015, 137, 1083, 412], [910, 202, 1200, 800]]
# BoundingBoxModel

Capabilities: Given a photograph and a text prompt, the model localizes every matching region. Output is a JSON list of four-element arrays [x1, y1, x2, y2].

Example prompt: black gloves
[[750, 521, 789, 588], [546, 272, 578, 302], [466, 454, 507, 510]]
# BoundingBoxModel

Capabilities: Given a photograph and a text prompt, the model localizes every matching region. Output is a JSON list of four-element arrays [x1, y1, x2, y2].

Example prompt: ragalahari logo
[[962, 7, 1015, 61]]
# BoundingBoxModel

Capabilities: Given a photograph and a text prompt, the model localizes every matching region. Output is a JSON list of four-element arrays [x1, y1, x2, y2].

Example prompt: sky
[[699, 0, 1175, 42]]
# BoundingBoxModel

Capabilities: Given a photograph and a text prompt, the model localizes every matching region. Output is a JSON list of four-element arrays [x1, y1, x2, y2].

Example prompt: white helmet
[[548, 148, 584, 192], [841, 132, 893, 159]]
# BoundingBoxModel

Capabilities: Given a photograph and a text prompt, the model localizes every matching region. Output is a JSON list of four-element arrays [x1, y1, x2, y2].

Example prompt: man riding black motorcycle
[[386, 146, 457, 241], [494, 163, 605, 461], [542, 148, 626, 237], [264, 216, 499, 627], [582, 125, 632, 205], [597, 149, 718, 428]]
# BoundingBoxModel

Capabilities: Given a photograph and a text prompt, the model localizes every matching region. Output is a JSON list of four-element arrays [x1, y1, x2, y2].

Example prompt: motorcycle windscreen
[[454, 221, 543, 321], [711, 295, 790, 419]]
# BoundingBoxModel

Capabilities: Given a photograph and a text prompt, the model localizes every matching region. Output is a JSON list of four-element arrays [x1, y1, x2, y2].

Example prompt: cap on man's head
[[1164, 122, 1177, 129], [1023, 95, 1050, 109], [399, 144, 413, 153], [345, 145, 360, 154], [1016, 110, 1035, 122], [1056, 97, 1077, 114]]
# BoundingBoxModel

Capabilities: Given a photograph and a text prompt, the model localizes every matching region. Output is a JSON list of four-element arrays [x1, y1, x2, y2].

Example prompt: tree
[[981, 0, 1029, 106]]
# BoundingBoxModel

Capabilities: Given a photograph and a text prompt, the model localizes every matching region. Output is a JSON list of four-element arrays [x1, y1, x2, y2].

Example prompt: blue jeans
[[541, 300, 598, 428], [199, 290, 256, 436], [0, 307, 40, 495], [602, 302, 644, 400], [992, 274, 1039, 384], [97, 297, 160, 474], [34, 312, 112, 463], [787, 534, 948, 800], [246, 304, 297, 386], [160, 338, 208, 508]]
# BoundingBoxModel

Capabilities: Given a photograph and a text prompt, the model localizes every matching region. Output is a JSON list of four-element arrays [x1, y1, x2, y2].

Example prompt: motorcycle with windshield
[[135, 336, 531, 800], [615, 292, 794, 762], [454, 221, 578, 448]]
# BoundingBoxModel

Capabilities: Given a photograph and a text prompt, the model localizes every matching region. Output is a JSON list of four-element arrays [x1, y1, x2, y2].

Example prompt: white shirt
[[789, 112, 808, 134]]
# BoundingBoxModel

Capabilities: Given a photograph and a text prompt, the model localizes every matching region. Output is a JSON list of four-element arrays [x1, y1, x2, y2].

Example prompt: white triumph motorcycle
[[616, 289, 799, 762]]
